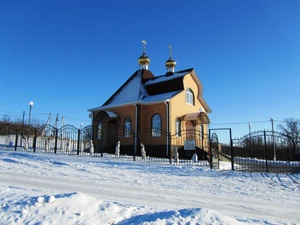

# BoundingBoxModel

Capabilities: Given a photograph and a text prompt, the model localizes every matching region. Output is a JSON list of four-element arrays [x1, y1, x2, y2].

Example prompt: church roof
[[88, 69, 189, 111], [100, 69, 154, 108], [88, 68, 211, 113]]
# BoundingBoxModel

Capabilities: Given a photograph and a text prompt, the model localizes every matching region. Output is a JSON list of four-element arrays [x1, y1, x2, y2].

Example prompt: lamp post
[[20, 111, 25, 147], [25, 101, 33, 150], [28, 101, 34, 127]]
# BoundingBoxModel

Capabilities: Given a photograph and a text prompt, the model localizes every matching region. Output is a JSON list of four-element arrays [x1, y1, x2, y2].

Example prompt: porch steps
[[218, 151, 231, 162]]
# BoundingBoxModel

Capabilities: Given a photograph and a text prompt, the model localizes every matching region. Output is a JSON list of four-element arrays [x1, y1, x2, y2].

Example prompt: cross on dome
[[166, 44, 176, 73], [138, 40, 150, 70], [169, 44, 172, 58], [142, 40, 147, 53]]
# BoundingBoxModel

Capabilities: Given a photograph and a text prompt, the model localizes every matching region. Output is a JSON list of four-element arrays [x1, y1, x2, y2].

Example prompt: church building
[[88, 42, 211, 159]]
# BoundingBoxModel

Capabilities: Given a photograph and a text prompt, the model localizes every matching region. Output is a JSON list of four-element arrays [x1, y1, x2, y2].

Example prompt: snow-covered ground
[[1, 149, 299, 225]]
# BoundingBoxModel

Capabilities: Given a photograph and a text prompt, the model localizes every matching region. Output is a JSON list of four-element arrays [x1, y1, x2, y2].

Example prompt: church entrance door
[[107, 120, 118, 147]]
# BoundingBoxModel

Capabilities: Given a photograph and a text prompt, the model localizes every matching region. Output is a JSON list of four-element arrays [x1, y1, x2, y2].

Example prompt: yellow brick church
[[88, 42, 211, 160]]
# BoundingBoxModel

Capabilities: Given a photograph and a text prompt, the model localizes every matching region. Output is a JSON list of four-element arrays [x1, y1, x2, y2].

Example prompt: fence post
[[77, 129, 80, 155], [15, 130, 18, 151], [168, 132, 172, 164], [133, 130, 136, 161], [229, 128, 234, 171], [100, 142, 103, 157], [264, 130, 269, 172], [54, 128, 58, 154], [33, 128, 37, 153], [209, 129, 212, 169]]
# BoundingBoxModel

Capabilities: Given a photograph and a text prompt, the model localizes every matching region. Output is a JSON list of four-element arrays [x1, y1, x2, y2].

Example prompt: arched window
[[97, 122, 103, 139], [152, 114, 161, 137], [175, 118, 181, 136], [124, 117, 131, 138], [186, 88, 194, 105]]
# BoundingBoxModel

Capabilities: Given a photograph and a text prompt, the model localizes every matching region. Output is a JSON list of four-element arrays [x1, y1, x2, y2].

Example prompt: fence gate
[[171, 129, 209, 166], [80, 125, 93, 153], [210, 132, 219, 169], [36, 124, 57, 153], [58, 125, 80, 154]]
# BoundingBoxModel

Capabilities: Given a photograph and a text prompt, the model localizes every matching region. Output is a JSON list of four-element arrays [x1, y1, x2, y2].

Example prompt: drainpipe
[[89, 112, 94, 140], [164, 100, 170, 156], [133, 103, 138, 161]]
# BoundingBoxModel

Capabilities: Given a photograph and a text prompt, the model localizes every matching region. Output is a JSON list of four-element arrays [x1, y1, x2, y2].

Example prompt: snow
[[1, 149, 300, 225], [102, 70, 144, 107], [142, 90, 180, 103]]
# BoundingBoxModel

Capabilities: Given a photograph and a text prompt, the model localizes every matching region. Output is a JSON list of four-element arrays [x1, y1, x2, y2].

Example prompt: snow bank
[[1, 188, 243, 225]]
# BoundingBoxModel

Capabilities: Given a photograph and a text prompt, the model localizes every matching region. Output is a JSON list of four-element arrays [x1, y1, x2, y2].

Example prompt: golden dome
[[165, 57, 176, 68], [138, 53, 150, 65]]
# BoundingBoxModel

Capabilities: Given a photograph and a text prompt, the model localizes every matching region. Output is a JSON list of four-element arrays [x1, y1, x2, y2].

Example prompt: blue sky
[[0, 0, 299, 139]]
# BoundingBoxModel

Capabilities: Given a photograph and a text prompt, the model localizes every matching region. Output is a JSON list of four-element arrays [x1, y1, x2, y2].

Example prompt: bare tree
[[1, 115, 11, 123], [278, 118, 300, 152]]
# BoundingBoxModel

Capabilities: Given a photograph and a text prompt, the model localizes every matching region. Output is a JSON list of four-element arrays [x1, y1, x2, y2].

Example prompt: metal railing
[[1, 123, 299, 172]]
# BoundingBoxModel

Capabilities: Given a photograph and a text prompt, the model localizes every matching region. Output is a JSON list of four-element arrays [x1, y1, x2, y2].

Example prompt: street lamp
[[25, 101, 33, 150], [28, 101, 34, 127], [20, 111, 25, 147]]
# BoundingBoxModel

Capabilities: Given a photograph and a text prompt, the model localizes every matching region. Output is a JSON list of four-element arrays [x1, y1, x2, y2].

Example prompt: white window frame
[[124, 117, 131, 138], [175, 118, 181, 136], [186, 88, 194, 105], [152, 114, 161, 137]]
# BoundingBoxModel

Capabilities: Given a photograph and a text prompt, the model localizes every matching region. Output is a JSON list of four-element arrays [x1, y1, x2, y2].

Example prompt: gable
[[188, 70, 212, 113]]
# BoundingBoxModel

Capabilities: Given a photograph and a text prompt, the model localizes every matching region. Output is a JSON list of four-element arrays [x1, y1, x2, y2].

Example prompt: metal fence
[[93, 128, 209, 166], [0, 124, 210, 166], [1, 123, 299, 173], [221, 130, 300, 172], [0, 123, 93, 155]]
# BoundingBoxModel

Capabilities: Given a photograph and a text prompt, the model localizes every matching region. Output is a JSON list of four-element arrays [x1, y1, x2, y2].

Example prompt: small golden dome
[[138, 53, 150, 65], [165, 57, 176, 68]]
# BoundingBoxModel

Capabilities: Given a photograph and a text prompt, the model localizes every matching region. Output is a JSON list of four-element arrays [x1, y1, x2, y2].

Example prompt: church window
[[186, 88, 194, 105], [175, 118, 181, 136], [152, 114, 161, 137], [97, 122, 103, 139], [124, 117, 131, 138]]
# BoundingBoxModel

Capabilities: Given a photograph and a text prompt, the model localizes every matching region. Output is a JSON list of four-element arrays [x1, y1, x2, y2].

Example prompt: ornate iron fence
[[35, 124, 57, 153], [1, 122, 299, 173], [170, 129, 209, 166], [0, 124, 92, 156], [0, 123, 210, 167], [221, 130, 300, 172], [90, 127, 210, 165]]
